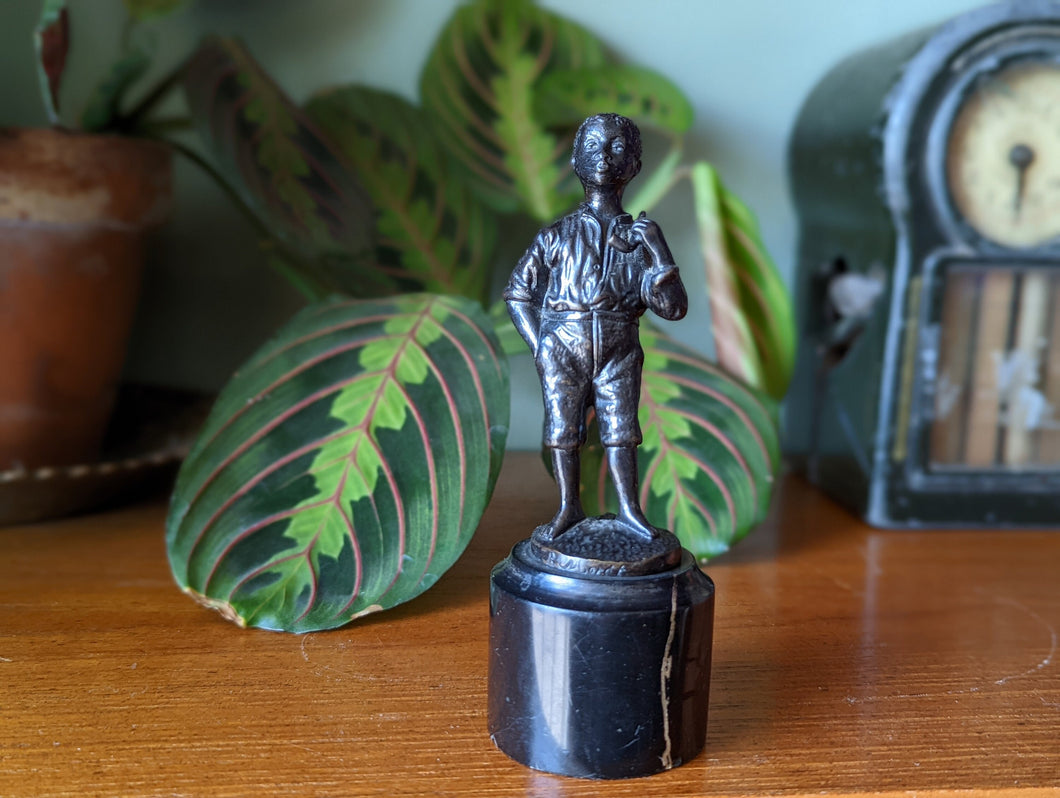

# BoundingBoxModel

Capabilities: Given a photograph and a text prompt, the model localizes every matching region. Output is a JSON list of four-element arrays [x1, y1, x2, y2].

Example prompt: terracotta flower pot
[[0, 128, 172, 471]]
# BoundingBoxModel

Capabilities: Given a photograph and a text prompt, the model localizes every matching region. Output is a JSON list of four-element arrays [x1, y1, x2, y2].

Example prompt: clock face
[[946, 61, 1060, 248]]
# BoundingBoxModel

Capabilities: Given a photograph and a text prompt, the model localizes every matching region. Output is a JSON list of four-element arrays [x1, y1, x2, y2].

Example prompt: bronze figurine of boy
[[505, 113, 688, 544]]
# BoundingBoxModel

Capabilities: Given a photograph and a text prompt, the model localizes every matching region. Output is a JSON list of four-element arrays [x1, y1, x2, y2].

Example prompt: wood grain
[[1, 453, 1058, 797]]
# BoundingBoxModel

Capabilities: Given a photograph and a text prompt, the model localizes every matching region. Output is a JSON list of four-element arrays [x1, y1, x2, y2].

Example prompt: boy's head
[[571, 113, 642, 189]]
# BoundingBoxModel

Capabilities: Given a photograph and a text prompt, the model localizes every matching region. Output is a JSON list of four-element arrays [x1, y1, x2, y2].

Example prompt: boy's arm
[[503, 232, 550, 355], [645, 266, 688, 321], [632, 215, 688, 321], [506, 300, 541, 355]]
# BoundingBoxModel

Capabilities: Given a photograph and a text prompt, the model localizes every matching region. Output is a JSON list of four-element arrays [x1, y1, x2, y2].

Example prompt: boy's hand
[[630, 211, 666, 258]]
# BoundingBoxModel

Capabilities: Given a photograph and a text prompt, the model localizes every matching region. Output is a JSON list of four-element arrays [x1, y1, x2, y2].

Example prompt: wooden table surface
[[1, 452, 1058, 797]]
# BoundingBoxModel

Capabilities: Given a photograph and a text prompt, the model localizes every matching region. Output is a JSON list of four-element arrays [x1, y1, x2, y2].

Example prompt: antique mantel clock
[[788, 1, 1060, 526]]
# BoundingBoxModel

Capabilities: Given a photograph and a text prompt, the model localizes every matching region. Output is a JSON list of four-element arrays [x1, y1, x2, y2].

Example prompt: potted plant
[[0, 1, 187, 474]]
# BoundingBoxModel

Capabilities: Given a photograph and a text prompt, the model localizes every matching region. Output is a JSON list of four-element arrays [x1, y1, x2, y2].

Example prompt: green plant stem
[[115, 58, 186, 133], [262, 248, 330, 301], [162, 138, 333, 301], [136, 116, 193, 135], [623, 137, 685, 215]]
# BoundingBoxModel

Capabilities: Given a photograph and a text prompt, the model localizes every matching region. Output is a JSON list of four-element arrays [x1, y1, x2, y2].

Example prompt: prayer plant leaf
[[420, 0, 605, 221], [305, 86, 497, 304], [166, 294, 510, 633], [581, 328, 780, 562], [533, 65, 694, 135], [183, 36, 380, 297], [34, 0, 69, 125], [692, 161, 795, 400]]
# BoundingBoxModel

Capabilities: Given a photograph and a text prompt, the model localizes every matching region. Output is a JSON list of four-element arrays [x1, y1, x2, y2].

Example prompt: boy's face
[[572, 119, 641, 188]]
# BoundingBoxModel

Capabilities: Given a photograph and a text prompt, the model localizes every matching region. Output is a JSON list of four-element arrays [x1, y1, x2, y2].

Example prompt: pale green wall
[[1, 0, 982, 448]]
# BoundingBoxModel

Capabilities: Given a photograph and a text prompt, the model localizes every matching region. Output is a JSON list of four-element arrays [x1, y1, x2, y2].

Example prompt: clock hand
[[1009, 143, 1035, 215]]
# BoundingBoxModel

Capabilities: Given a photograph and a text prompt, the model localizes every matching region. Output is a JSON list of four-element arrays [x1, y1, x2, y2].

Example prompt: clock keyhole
[[1009, 143, 1035, 214]]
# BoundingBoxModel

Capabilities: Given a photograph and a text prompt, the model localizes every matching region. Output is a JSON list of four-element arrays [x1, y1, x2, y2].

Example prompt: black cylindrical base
[[488, 540, 714, 779]]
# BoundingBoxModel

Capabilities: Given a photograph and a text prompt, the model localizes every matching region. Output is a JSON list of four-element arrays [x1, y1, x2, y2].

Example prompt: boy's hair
[[572, 113, 643, 163]]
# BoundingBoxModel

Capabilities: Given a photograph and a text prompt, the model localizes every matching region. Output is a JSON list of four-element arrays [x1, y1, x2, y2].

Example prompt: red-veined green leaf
[[305, 86, 496, 304], [34, 0, 68, 125], [182, 36, 379, 296], [693, 161, 761, 391], [693, 161, 795, 400], [719, 176, 796, 399], [166, 293, 510, 632], [419, 0, 605, 220], [533, 64, 694, 135], [581, 328, 780, 562]]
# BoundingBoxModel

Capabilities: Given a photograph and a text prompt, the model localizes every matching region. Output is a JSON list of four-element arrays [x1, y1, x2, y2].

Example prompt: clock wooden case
[[788, 0, 1060, 526]]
